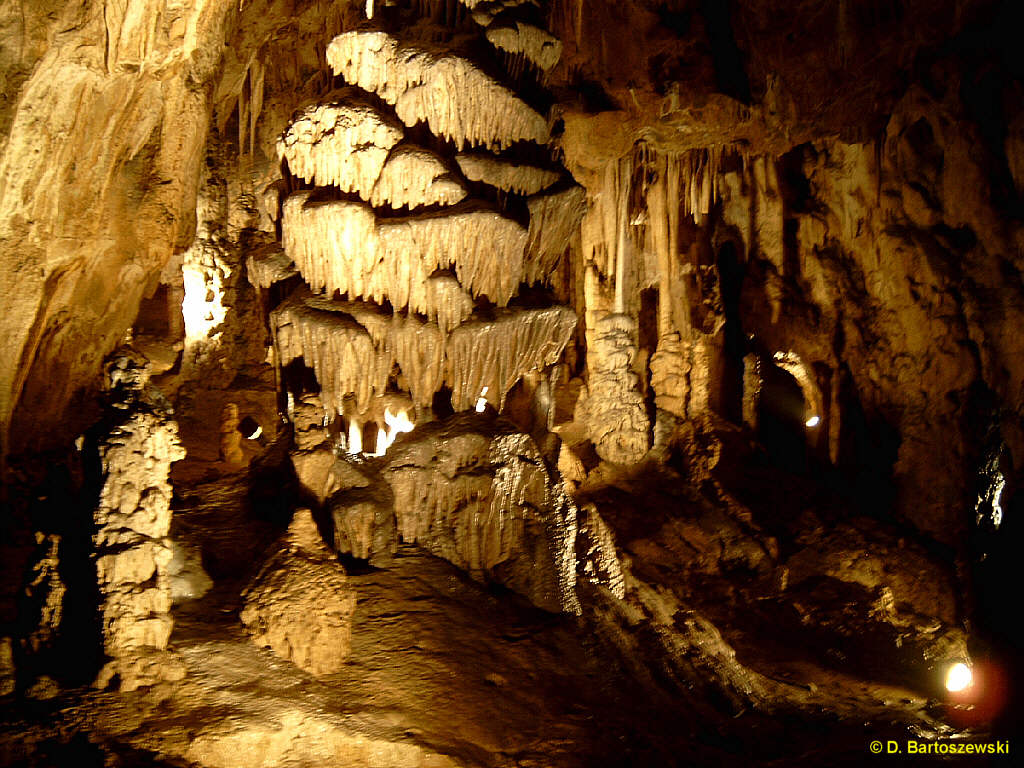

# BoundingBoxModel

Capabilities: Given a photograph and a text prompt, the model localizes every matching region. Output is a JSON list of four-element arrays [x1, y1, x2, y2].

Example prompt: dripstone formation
[[246, 8, 590, 616]]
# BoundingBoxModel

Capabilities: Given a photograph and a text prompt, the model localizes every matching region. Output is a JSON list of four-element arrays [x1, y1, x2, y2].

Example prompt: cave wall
[[1, 0, 1021, 554], [546, 0, 1024, 549], [0, 0, 1021, 758], [0, 0, 361, 459]]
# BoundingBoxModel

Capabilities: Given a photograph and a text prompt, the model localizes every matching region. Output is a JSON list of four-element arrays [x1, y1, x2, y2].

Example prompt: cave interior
[[1, 0, 1022, 765]]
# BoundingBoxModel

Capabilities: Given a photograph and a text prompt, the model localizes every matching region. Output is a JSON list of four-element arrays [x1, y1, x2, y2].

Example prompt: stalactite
[[237, 69, 248, 157], [646, 160, 671, 338], [445, 306, 576, 411], [614, 154, 631, 313], [249, 58, 265, 158], [273, 295, 575, 418], [246, 243, 297, 289], [326, 31, 550, 150], [276, 93, 404, 192], [369, 144, 467, 209], [524, 184, 587, 285], [485, 20, 563, 73], [455, 153, 561, 196], [282, 192, 527, 311]]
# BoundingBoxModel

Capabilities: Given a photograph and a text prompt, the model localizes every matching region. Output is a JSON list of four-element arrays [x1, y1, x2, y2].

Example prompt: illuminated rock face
[[271, 19, 583, 442], [3, 0, 1018, 762], [93, 376, 186, 691], [325, 31, 550, 149], [326, 413, 585, 613], [241, 510, 357, 677]]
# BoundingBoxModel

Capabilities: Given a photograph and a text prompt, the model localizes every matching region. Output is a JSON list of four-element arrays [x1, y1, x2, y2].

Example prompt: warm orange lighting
[[347, 419, 362, 454], [945, 662, 973, 693]]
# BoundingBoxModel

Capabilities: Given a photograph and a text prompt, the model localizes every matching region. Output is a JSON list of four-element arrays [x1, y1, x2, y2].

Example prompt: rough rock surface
[[583, 313, 650, 464], [326, 30, 550, 149], [328, 414, 582, 613], [93, 386, 186, 691], [0, 637, 14, 697], [241, 510, 357, 677]]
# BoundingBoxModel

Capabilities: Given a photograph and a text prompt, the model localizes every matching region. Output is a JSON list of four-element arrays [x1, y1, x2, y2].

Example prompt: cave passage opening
[[756, 360, 807, 474]]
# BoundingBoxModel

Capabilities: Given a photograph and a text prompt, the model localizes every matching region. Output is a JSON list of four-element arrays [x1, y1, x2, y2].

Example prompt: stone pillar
[[586, 313, 651, 464], [94, 401, 186, 691]]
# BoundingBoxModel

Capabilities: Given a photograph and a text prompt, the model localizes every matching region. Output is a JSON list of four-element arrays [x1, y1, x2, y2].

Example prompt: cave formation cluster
[[1, 0, 1022, 765]]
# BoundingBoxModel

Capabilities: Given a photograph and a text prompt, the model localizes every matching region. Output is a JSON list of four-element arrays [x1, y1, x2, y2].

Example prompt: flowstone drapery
[[243, 10, 593, 616], [261, 21, 584, 434]]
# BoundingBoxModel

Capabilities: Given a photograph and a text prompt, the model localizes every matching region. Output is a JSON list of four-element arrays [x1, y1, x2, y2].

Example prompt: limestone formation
[[166, 539, 213, 604], [272, 294, 575, 416], [485, 20, 563, 73], [246, 243, 297, 290], [576, 504, 625, 599], [22, 533, 65, 656], [93, 397, 186, 691], [326, 31, 550, 149], [650, 332, 690, 419], [241, 510, 357, 677], [369, 144, 467, 209], [3, 0, 1016, 762], [455, 152, 561, 196], [0, 637, 14, 697], [282, 192, 527, 309], [584, 313, 650, 464], [276, 93, 403, 192], [525, 184, 587, 284], [328, 414, 582, 613]]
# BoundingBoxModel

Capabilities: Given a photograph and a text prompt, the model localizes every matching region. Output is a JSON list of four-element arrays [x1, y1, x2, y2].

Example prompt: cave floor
[[0, 465, 984, 767]]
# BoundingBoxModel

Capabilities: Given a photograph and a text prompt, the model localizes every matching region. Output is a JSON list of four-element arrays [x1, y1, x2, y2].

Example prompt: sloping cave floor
[[0, 441, 993, 767]]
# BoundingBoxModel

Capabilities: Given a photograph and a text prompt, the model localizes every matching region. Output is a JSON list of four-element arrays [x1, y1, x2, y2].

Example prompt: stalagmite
[[524, 184, 587, 285], [272, 294, 575, 417], [485, 20, 563, 72], [455, 152, 560, 196], [241, 510, 357, 677], [650, 332, 690, 419], [93, 389, 186, 692], [246, 242, 297, 289], [369, 144, 467, 209], [276, 93, 403, 191], [326, 31, 550, 149], [282, 192, 527, 310], [584, 313, 650, 464]]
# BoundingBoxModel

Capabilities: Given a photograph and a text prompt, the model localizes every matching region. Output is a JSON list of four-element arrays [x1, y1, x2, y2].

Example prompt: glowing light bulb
[[347, 420, 362, 454], [384, 407, 414, 436], [805, 415, 820, 428], [475, 387, 489, 413], [370, 408, 416, 456], [945, 662, 973, 693]]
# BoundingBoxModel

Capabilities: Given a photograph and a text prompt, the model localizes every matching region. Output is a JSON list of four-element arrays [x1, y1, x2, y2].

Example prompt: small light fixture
[[475, 387, 489, 413], [945, 662, 973, 693], [805, 415, 820, 428]]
